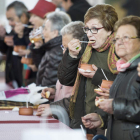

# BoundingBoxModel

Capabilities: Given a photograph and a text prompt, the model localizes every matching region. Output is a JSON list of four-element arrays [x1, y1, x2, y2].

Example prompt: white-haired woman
[[31, 11, 71, 87]]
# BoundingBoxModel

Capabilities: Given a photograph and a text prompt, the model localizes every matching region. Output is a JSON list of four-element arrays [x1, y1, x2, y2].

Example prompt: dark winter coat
[[12, 24, 32, 87], [32, 36, 63, 87], [67, 0, 91, 22], [0, 31, 15, 84], [104, 57, 140, 140]]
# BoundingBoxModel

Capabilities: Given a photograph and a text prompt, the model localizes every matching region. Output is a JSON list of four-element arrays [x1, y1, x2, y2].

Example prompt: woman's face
[[115, 25, 140, 62], [43, 20, 58, 43], [62, 34, 73, 54], [85, 18, 111, 49], [29, 14, 44, 28]]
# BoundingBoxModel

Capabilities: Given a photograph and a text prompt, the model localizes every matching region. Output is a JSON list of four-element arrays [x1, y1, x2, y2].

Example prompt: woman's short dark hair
[[84, 4, 118, 32], [114, 15, 140, 37]]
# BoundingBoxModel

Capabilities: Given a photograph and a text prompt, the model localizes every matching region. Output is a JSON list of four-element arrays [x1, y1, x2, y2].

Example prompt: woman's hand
[[41, 88, 56, 100], [18, 49, 31, 56], [79, 70, 95, 78], [68, 39, 81, 58], [34, 40, 43, 49], [81, 113, 102, 129], [36, 104, 51, 116], [4, 36, 14, 46], [28, 64, 38, 72], [98, 98, 114, 114], [78, 64, 98, 79], [95, 87, 110, 98]]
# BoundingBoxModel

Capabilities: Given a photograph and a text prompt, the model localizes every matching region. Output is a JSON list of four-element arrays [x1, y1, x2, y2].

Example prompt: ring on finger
[[75, 46, 79, 50]]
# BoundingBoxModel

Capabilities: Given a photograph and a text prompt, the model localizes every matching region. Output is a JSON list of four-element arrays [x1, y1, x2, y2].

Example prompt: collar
[[41, 35, 62, 50], [127, 57, 140, 70]]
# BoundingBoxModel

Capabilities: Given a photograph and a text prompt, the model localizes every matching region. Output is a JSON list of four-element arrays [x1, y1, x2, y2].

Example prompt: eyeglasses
[[82, 26, 104, 34], [112, 36, 140, 44]]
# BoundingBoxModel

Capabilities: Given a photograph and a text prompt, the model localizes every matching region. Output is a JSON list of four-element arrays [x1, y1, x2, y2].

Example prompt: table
[[0, 110, 57, 123], [0, 83, 13, 91], [0, 110, 71, 140]]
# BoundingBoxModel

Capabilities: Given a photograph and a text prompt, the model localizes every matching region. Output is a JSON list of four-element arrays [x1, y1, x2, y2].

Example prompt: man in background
[[52, 0, 63, 9], [0, 1, 31, 88], [52, 0, 91, 22], [122, 0, 140, 16]]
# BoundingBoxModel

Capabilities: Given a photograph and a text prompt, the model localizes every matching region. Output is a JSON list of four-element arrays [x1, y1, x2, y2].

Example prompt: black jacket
[[52, 36, 117, 132], [13, 24, 31, 46], [32, 36, 63, 87], [101, 57, 140, 140], [0, 31, 15, 84], [12, 24, 32, 87], [67, 0, 91, 22]]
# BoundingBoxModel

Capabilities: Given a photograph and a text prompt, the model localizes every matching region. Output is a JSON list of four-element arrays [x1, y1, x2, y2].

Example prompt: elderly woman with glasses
[[82, 15, 140, 140], [57, 4, 119, 134]]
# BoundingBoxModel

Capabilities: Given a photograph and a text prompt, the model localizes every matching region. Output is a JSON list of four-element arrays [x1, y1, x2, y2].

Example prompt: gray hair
[[7, 1, 29, 19], [60, 21, 85, 40], [46, 11, 71, 35]]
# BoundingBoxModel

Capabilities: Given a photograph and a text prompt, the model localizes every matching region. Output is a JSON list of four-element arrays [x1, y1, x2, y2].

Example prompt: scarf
[[116, 53, 140, 72], [69, 33, 119, 119]]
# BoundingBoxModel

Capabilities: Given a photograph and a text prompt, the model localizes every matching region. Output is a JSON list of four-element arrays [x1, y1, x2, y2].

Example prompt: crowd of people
[[0, 0, 140, 140]]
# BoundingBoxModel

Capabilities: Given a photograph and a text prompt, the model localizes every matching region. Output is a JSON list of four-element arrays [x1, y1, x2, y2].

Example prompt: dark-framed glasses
[[112, 36, 140, 44], [82, 26, 104, 34]]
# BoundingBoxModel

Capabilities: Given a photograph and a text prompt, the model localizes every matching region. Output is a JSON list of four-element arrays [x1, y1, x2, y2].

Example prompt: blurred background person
[[52, 0, 62, 8], [52, 0, 65, 11], [20, 0, 56, 86], [8, 1, 32, 87], [122, 0, 140, 17], [30, 11, 71, 88], [29, 0, 56, 29], [61, 0, 91, 22], [0, 3, 15, 88], [0, 1, 31, 88], [27, 0, 56, 73]]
